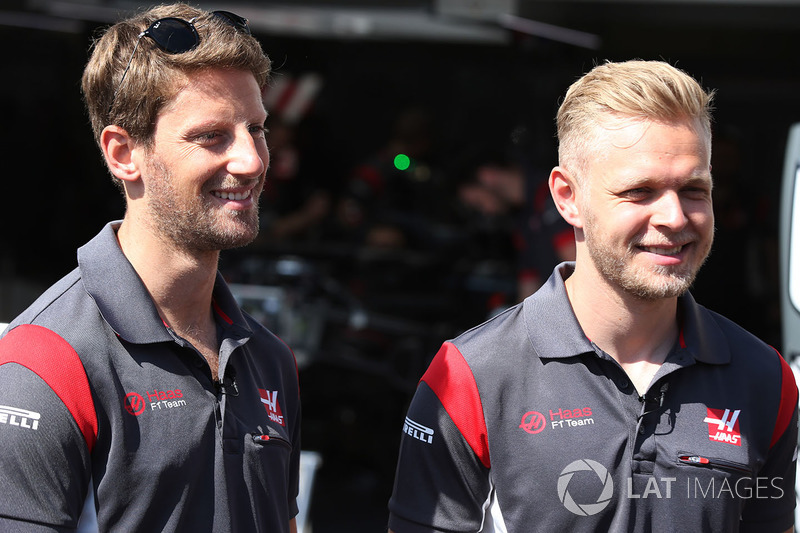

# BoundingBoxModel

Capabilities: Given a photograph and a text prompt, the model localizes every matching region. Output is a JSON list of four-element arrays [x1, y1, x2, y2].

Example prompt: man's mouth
[[639, 245, 685, 256], [213, 189, 252, 201]]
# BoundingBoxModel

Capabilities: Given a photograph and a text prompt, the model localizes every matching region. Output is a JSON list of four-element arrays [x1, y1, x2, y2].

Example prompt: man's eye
[[683, 187, 710, 199], [623, 188, 649, 199], [196, 132, 220, 142], [250, 125, 268, 137]]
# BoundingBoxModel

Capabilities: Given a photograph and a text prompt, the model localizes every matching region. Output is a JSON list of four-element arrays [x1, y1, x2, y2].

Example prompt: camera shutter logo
[[557, 459, 614, 516]]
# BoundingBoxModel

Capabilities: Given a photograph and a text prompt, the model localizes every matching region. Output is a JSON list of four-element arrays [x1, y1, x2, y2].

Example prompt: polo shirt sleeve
[[0, 325, 95, 531], [740, 351, 799, 533], [388, 342, 492, 533]]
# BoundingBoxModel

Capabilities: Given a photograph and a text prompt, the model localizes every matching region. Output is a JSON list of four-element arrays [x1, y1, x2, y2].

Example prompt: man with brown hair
[[388, 60, 797, 532], [0, 4, 300, 531]]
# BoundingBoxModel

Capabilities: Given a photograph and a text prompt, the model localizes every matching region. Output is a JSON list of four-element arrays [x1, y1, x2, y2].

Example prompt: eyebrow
[[614, 172, 712, 191]]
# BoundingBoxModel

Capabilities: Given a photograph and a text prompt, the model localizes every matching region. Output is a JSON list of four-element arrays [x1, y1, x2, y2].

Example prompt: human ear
[[549, 166, 583, 229], [100, 125, 140, 183]]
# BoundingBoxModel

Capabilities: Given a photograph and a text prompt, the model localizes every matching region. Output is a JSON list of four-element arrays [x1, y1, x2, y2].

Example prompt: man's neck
[[116, 218, 220, 337], [565, 264, 679, 394]]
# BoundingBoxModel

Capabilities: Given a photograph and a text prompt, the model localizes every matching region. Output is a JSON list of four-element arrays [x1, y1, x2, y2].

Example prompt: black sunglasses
[[109, 11, 251, 111]]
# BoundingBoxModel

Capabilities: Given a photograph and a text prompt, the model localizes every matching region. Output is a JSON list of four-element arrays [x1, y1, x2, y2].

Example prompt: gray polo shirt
[[0, 222, 300, 532], [389, 262, 797, 532]]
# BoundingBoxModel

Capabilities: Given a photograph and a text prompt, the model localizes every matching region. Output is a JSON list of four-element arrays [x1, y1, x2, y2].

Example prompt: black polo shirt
[[0, 222, 301, 532], [389, 263, 797, 532]]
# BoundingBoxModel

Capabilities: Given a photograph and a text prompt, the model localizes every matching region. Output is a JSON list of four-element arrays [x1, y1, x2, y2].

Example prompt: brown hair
[[556, 60, 715, 179], [82, 3, 271, 149]]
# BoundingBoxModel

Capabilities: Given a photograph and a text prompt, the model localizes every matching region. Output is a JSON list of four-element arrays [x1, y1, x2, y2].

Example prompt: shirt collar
[[677, 291, 730, 365], [78, 221, 253, 344], [524, 262, 730, 365]]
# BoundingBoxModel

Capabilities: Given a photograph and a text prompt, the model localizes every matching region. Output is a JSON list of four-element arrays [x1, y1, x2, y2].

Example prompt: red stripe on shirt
[[770, 347, 798, 448], [0, 324, 98, 452], [421, 342, 490, 469], [212, 299, 234, 325]]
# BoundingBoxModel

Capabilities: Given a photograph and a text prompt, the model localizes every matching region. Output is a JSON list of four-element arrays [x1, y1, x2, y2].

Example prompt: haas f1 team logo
[[259, 389, 285, 426], [124, 389, 186, 416], [704, 408, 742, 446], [520, 411, 547, 434], [124, 392, 146, 416]]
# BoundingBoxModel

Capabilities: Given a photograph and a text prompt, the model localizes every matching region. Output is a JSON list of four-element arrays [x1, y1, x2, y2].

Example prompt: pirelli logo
[[0, 405, 40, 431], [403, 417, 434, 444]]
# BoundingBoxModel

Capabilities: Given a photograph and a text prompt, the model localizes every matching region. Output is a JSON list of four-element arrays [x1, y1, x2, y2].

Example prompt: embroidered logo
[[403, 417, 434, 444], [703, 408, 742, 446], [0, 405, 40, 431], [123, 388, 186, 416], [259, 389, 285, 426], [520, 411, 547, 434], [521, 406, 595, 434], [124, 392, 146, 416]]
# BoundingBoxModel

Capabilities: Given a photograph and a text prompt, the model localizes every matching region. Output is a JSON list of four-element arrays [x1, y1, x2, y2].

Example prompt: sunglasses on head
[[109, 10, 251, 111]]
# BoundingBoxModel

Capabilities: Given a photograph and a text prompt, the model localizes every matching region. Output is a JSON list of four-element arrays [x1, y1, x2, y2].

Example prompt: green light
[[394, 153, 411, 171]]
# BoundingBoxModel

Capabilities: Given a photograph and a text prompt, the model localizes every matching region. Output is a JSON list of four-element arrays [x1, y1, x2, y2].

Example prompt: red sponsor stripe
[[770, 347, 798, 448], [0, 325, 98, 451], [420, 342, 490, 468]]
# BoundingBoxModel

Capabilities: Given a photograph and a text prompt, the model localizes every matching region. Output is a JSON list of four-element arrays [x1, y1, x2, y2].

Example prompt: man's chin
[[625, 271, 696, 301]]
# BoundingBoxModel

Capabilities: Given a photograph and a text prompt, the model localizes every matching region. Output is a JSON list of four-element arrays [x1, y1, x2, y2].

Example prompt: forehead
[[588, 118, 711, 183], [159, 68, 265, 120]]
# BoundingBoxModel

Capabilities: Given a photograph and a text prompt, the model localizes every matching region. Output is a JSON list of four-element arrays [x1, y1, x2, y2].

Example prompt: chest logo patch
[[520, 411, 547, 434], [259, 389, 285, 426], [703, 408, 742, 446], [520, 406, 595, 434], [124, 389, 186, 416]]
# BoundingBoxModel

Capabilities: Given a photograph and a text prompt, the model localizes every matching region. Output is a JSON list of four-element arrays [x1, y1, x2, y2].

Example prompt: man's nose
[[651, 191, 688, 230], [227, 131, 267, 178]]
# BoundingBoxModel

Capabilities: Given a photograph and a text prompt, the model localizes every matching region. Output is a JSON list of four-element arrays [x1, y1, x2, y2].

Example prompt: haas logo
[[704, 408, 742, 446], [520, 411, 547, 434], [259, 389, 285, 426], [124, 392, 146, 416]]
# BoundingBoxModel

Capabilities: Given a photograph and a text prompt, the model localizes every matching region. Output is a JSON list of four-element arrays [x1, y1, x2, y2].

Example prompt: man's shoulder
[[696, 301, 776, 357], [447, 303, 533, 374], [239, 311, 299, 369], [3, 268, 85, 336], [454, 302, 525, 342], [687, 300, 791, 404]]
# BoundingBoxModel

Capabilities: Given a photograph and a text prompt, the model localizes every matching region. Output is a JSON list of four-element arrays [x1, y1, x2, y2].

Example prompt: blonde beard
[[582, 208, 712, 301]]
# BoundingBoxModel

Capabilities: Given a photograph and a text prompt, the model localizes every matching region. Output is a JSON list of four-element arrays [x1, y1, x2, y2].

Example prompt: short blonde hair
[[556, 60, 714, 179]]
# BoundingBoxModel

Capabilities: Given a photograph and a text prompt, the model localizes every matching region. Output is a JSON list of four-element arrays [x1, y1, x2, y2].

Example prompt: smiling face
[[577, 118, 714, 300], [140, 68, 269, 252]]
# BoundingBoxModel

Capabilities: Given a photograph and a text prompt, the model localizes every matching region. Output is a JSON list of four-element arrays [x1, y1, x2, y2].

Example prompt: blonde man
[[388, 60, 797, 533]]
